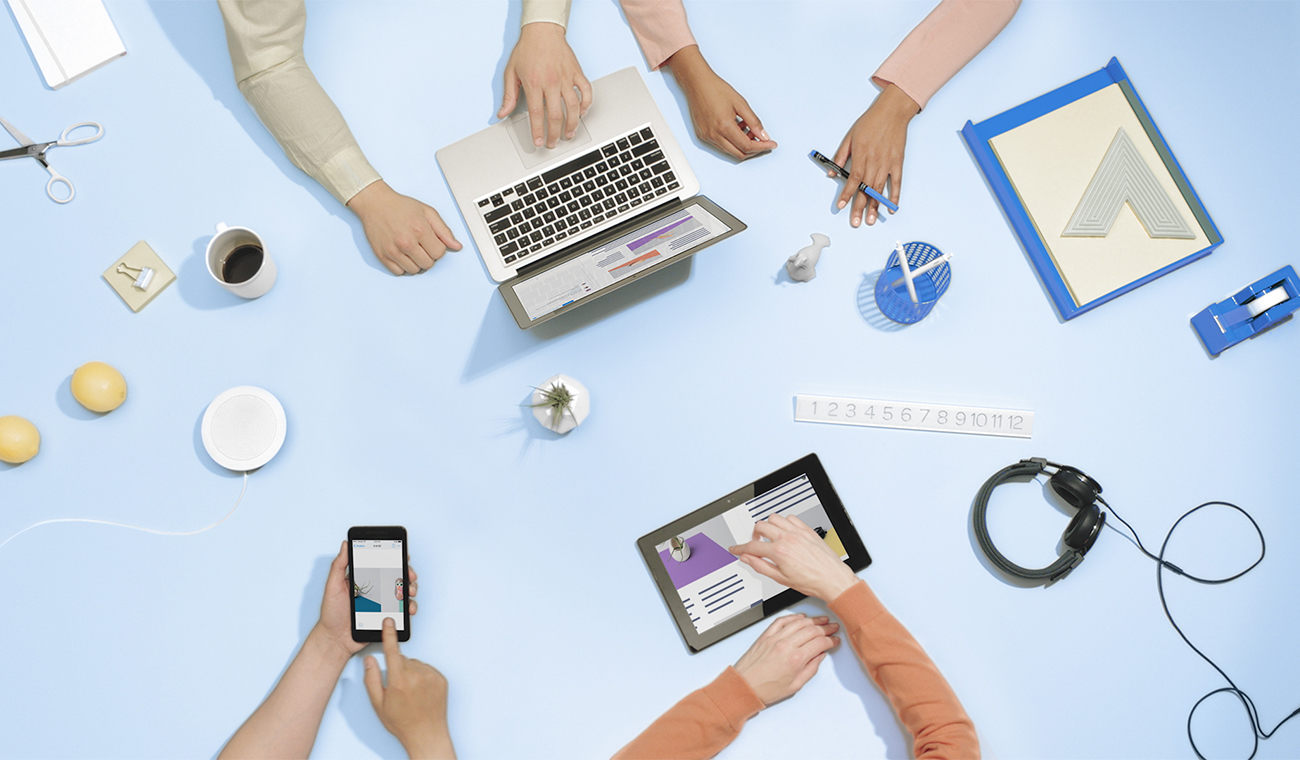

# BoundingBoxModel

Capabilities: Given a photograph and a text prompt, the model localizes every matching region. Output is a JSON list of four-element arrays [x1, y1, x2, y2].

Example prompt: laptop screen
[[509, 203, 734, 322]]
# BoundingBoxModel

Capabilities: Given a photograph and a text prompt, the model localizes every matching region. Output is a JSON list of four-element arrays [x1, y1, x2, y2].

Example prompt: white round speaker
[[201, 386, 287, 471]]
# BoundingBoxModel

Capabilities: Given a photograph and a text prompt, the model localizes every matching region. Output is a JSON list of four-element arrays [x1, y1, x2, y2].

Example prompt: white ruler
[[794, 394, 1033, 439]]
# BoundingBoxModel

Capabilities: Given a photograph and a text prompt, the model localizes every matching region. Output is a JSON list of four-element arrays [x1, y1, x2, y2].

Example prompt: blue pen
[[810, 150, 899, 213]]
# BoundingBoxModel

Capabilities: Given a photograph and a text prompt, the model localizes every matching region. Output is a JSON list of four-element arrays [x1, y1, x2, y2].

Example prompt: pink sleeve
[[872, 0, 1021, 110], [619, 0, 698, 70]]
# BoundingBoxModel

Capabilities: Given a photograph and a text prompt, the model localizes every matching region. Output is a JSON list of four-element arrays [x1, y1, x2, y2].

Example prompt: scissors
[[0, 115, 104, 203]]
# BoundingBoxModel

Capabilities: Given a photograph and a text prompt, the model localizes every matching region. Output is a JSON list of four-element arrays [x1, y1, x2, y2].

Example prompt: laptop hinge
[[515, 197, 689, 278]]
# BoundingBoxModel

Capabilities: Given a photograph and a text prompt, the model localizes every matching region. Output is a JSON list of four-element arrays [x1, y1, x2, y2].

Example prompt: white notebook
[[7, 0, 126, 89]]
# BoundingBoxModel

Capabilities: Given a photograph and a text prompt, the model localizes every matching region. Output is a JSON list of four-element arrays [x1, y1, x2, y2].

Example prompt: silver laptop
[[437, 67, 745, 328]]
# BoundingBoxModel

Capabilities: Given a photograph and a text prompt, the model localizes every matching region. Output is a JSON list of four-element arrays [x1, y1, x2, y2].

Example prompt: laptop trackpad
[[507, 111, 593, 170]]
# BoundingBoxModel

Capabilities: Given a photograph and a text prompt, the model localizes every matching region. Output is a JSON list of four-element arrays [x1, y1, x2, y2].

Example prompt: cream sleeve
[[217, 0, 381, 205], [522, 0, 571, 28]]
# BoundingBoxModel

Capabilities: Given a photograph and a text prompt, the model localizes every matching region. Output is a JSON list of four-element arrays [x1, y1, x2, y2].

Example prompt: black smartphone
[[347, 526, 410, 642]]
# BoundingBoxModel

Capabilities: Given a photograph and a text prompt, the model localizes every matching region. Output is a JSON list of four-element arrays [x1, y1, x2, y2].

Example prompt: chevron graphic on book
[[1062, 127, 1196, 240]]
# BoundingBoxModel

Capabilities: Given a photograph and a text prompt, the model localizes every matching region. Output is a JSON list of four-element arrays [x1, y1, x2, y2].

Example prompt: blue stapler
[[1191, 265, 1299, 355]]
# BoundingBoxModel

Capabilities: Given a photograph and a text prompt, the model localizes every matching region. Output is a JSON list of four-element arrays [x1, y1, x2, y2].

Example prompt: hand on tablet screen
[[365, 619, 456, 759], [734, 614, 840, 705], [321, 541, 419, 657], [730, 514, 858, 603]]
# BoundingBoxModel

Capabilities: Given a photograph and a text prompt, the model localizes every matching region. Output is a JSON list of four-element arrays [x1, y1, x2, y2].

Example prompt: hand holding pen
[[824, 84, 919, 226], [811, 151, 896, 224]]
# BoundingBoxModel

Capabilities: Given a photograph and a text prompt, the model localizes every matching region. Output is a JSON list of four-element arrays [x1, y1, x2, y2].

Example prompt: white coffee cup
[[206, 223, 277, 299]]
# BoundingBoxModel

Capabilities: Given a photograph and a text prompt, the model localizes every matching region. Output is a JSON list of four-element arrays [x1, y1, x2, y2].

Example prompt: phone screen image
[[351, 538, 406, 632]]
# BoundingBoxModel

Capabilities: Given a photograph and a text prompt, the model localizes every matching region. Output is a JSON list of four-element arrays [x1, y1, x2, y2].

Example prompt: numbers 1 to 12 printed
[[794, 394, 1034, 439]]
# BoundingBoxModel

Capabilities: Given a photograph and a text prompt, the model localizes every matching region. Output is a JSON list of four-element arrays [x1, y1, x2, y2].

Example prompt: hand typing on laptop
[[506, 1, 774, 162], [498, 21, 593, 150]]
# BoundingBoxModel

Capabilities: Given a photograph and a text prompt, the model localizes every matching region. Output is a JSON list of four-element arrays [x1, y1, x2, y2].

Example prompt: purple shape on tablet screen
[[658, 533, 737, 590]]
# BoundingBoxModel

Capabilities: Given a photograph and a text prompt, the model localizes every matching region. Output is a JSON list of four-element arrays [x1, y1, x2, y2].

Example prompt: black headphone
[[970, 457, 1295, 759], [972, 457, 1108, 583]]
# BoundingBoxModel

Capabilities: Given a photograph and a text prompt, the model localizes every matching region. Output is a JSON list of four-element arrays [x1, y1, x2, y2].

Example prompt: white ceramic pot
[[531, 374, 590, 434]]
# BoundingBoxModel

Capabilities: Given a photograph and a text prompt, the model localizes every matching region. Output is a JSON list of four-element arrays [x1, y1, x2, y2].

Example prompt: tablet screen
[[638, 454, 870, 652], [653, 474, 848, 635]]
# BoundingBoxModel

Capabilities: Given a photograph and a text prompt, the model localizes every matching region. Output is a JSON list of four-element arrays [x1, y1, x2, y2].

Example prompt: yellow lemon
[[0, 415, 40, 464], [72, 361, 128, 413]]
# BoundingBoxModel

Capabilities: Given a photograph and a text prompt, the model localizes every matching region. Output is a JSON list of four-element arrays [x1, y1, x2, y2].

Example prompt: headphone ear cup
[[1063, 505, 1105, 554], [1049, 467, 1102, 509]]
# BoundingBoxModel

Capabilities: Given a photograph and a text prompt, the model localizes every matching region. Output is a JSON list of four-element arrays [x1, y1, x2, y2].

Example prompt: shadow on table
[[148, 1, 390, 277], [178, 236, 247, 310], [857, 270, 908, 333], [291, 553, 407, 758], [956, 129, 1066, 326], [827, 644, 912, 759], [56, 373, 104, 420], [192, 409, 250, 479], [487, 3, 523, 127], [461, 258, 693, 382]]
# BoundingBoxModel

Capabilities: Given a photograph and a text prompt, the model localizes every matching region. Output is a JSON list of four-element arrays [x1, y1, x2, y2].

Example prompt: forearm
[[830, 581, 978, 759], [613, 667, 762, 760], [661, 44, 708, 88], [219, 625, 353, 760], [873, 0, 1021, 111], [218, 0, 379, 205]]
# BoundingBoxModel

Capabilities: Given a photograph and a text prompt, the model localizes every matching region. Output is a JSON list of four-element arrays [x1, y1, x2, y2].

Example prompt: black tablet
[[637, 454, 871, 653]]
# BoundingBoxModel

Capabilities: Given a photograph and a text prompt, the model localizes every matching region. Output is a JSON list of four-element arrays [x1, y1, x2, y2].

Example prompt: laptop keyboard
[[475, 124, 682, 267]]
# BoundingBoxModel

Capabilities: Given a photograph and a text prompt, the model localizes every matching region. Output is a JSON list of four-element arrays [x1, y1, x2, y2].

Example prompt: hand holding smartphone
[[348, 526, 411, 642]]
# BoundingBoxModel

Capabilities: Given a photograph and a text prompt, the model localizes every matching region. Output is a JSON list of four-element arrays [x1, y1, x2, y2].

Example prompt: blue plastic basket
[[874, 241, 951, 324]]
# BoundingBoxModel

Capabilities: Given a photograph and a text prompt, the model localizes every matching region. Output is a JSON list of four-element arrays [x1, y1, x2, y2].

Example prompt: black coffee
[[223, 245, 264, 284]]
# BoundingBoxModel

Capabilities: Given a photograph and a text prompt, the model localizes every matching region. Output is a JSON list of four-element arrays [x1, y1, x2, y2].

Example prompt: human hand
[[832, 83, 919, 227], [663, 45, 776, 161], [316, 541, 420, 659], [499, 21, 593, 149], [733, 613, 840, 705], [346, 180, 462, 276], [364, 619, 456, 759], [729, 513, 858, 602]]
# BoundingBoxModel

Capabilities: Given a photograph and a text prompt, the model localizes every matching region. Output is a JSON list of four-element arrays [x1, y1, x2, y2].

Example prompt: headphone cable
[[1113, 498, 1296, 760]]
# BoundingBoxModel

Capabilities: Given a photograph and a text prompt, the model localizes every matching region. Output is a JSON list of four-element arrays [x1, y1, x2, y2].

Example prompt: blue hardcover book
[[962, 58, 1222, 321]]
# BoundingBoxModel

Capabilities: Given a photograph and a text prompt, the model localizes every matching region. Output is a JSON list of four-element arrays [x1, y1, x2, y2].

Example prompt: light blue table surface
[[2, 2, 1297, 758]]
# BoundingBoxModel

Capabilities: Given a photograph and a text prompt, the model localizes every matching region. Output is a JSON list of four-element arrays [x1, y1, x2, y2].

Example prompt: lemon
[[0, 415, 40, 464], [72, 361, 128, 413]]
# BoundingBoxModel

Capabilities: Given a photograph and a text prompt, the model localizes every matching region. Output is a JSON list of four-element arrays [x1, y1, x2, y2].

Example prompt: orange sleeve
[[872, 0, 1020, 110], [830, 581, 980, 759], [619, 0, 698, 70], [613, 666, 765, 760]]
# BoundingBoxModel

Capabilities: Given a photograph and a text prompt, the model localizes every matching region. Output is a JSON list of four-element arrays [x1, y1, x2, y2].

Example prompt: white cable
[[0, 473, 249, 550]]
